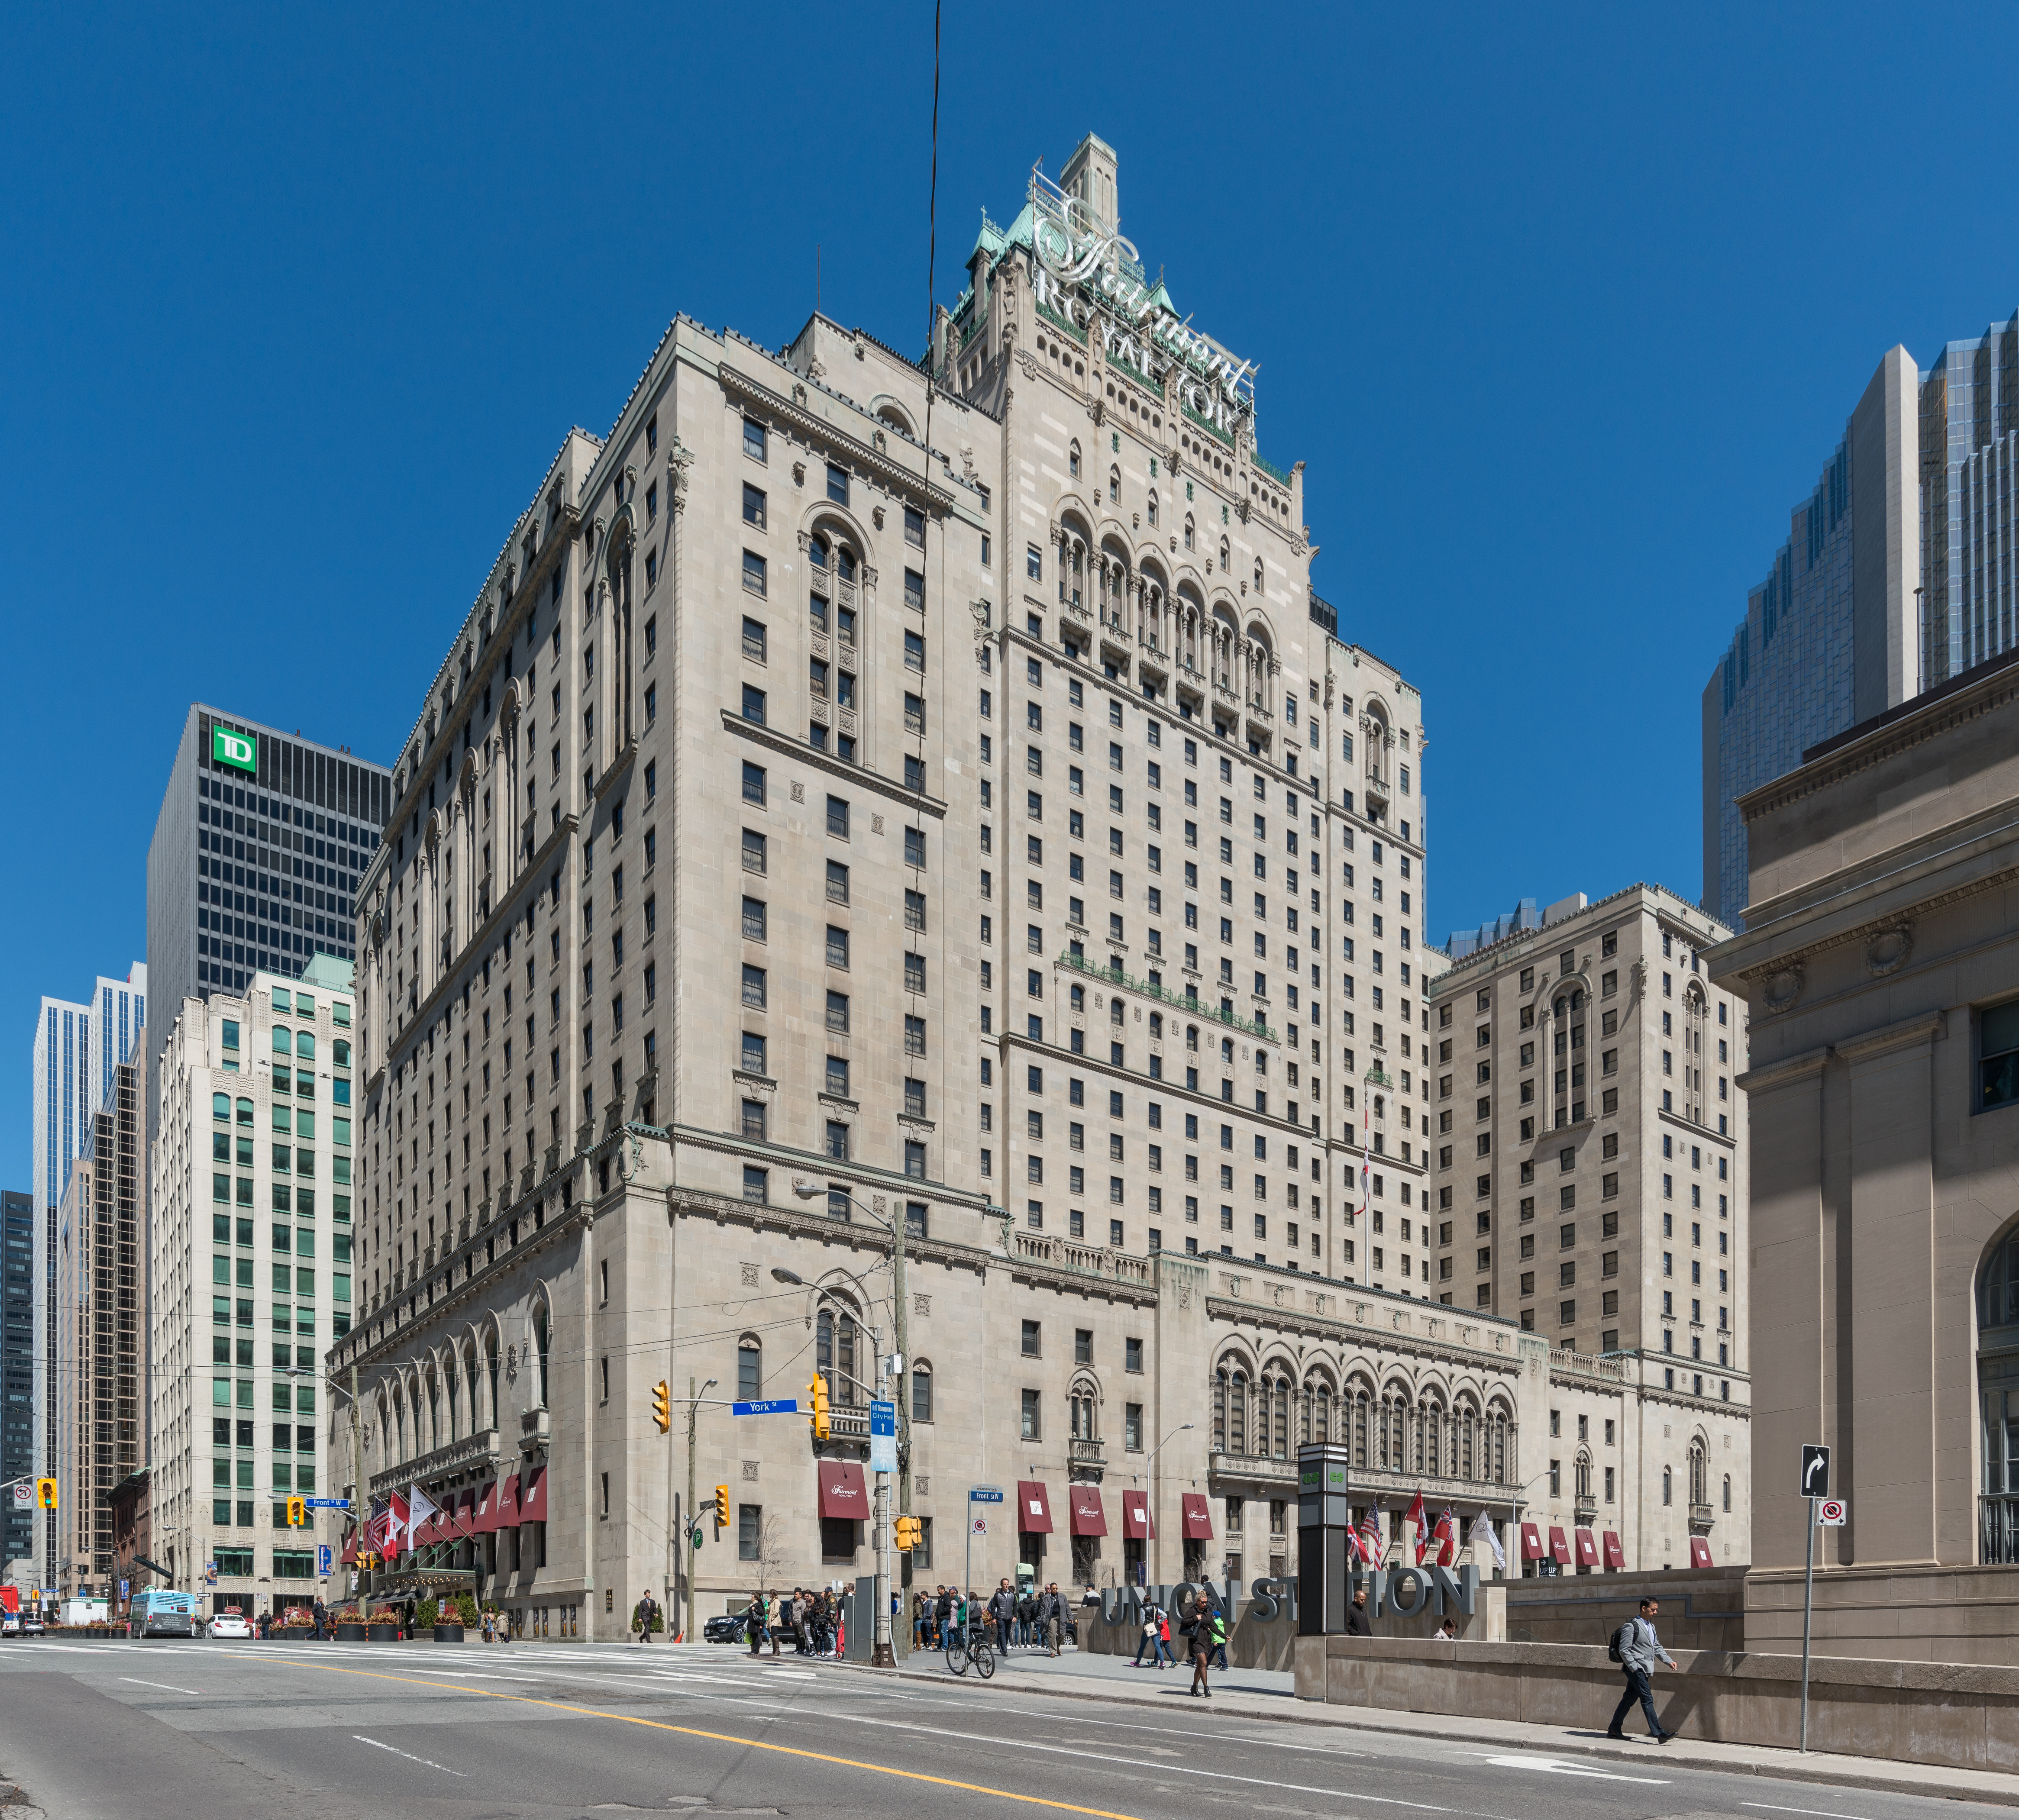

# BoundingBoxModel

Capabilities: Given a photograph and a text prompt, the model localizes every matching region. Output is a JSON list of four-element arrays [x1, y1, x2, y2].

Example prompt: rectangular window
[[826, 462, 849, 505], [742, 549, 767, 595], [827, 796, 850, 839], [744, 419, 767, 461], [741, 614, 767, 662], [741, 761, 766, 806]]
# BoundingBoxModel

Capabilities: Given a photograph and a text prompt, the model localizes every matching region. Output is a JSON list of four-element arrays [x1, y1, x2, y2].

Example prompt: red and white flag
[[370, 1491, 408, 1554], [1434, 1507, 1460, 1566], [1407, 1489, 1429, 1565], [405, 1483, 441, 1552]]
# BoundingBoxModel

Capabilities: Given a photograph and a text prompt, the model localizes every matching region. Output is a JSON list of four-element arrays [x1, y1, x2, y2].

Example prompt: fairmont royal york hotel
[[149, 135, 1749, 1633]]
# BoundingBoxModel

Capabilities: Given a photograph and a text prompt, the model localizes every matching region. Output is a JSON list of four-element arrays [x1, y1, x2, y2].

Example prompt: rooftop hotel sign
[[1027, 164, 1254, 438]]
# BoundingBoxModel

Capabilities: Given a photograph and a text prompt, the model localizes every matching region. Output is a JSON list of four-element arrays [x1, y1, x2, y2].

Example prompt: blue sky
[[3, 3, 2013, 1185]]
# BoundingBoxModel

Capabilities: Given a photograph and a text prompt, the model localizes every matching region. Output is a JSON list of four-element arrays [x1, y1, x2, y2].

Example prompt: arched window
[[1147, 490, 1159, 528], [1350, 1384, 1371, 1469], [1662, 1465, 1673, 1507], [1218, 536, 1230, 572], [1214, 1363, 1249, 1454], [486, 1331, 500, 1430], [212, 1091, 230, 1120], [910, 1360, 933, 1423], [236, 1098, 253, 1125], [1071, 1387, 1098, 1440], [818, 1306, 860, 1407], [810, 535, 829, 572], [297, 1029, 315, 1061], [533, 1303, 549, 1407], [1688, 1441, 1709, 1508], [273, 1025, 291, 1058], [738, 1335, 762, 1401], [837, 547, 857, 584], [1068, 441, 1081, 480], [1108, 465, 1120, 504], [1575, 1450, 1593, 1498], [1184, 515, 1195, 552]]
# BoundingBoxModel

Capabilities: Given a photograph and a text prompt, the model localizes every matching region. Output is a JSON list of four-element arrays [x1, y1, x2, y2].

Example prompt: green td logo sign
[[213, 727, 257, 774]]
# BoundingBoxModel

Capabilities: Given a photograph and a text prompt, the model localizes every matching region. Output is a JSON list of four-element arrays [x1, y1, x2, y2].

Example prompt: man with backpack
[[1607, 1597, 1678, 1741]]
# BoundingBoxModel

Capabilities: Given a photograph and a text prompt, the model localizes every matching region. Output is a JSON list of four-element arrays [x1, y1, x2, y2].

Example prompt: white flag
[[405, 1482, 441, 1550], [1469, 1510, 1505, 1573]]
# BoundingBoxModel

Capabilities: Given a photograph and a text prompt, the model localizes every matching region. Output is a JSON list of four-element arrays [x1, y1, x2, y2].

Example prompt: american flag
[[366, 1494, 392, 1551], [1357, 1504, 1385, 1565]]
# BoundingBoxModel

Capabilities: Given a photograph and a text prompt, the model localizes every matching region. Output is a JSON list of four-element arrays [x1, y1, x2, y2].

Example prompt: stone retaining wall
[[1295, 1634, 2019, 1774]]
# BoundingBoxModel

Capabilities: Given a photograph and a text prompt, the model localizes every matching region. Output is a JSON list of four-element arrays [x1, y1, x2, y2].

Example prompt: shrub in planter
[[450, 1592, 480, 1628], [415, 1597, 439, 1631]]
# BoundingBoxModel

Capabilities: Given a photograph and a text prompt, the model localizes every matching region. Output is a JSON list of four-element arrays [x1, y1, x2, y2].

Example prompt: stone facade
[[1709, 647, 2019, 1654], [322, 134, 1698, 1637]]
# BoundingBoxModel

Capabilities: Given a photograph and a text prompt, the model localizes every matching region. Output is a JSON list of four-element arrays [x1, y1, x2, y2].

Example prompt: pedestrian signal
[[893, 1514, 921, 1552], [651, 1380, 672, 1434], [35, 1478, 57, 1510], [713, 1483, 730, 1527], [287, 1496, 307, 1528], [806, 1376, 831, 1441]]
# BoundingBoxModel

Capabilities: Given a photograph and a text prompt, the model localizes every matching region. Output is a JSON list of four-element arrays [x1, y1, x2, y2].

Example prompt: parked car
[[209, 1609, 252, 1639], [18, 1612, 43, 1637], [702, 1613, 747, 1644]]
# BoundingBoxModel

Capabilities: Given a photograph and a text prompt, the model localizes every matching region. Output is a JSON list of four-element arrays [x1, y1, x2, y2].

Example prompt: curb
[[832, 1656, 2019, 1807]]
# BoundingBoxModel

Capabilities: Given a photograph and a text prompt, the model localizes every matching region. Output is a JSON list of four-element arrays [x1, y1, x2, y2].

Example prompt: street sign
[[1816, 1499, 1847, 1526], [731, 1398, 801, 1417], [1799, 1444, 1830, 1499], [9, 1483, 29, 1509], [317, 1544, 333, 1574], [969, 1485, 1004, 1503], [118, 1579, 128, 1598], [304, 1497, 350, 1509], [869, 1399, 897, 1475], [971, 1517, 988, 1535]]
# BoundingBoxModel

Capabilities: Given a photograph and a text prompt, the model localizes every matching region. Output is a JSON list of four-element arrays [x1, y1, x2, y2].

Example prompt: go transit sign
[[213, 726, 257, 773]]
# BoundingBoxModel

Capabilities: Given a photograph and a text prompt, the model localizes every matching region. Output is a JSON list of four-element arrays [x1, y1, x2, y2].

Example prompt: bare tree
[[750, 1513, 791, 1593]]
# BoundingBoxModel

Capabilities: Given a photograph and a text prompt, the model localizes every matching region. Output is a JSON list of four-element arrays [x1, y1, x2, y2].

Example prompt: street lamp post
[[683, 1377, 717, 1645], [288, 1362, 366, 1603], [1140, 1424, 1195, 1583]]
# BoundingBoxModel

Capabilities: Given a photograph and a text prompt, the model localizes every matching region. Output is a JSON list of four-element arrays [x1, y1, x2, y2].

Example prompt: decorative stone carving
[[1762, 964, 1805, 1015], [792, 383, 807, 404], [1864, 923, 1913, 978], [872, 504, 885, 529], [913, 1293, 931, 1318]]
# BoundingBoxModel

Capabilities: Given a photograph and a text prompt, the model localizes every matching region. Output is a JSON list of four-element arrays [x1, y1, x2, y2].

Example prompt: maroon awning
[[1180, 1492, 1214, 1539], [341, 1530, 358, 1564], [1574, 1527, 1599, 1567], [520, 1467, 548, 1523], [1519, 1521, 1544, 1561], [1689, 1535, 1713, 1569], [1017, 1481, 1054, 1533], [1068, 1487, 1107, 1536], [497, 1474, 522, 1526], [1548, 1525, 1572, 1565], [451, 1488, 478, 1538], [818, 1462, 869, 1518], [472, 1479, 499, 1534], [1602, 1529, 1625, 1570], [1121, 1490, 1155, 1539]]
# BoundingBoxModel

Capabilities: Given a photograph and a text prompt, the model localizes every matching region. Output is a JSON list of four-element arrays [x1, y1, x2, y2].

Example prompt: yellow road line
[[301, 1661, 1150, 1820]]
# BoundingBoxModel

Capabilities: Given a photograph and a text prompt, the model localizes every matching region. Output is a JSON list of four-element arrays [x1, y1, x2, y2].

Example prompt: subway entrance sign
[[213, 727, 257, 773]]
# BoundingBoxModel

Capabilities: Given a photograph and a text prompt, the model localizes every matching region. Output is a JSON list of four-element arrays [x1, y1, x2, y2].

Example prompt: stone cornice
[[714, 361, 964, 522], [718, 713, 948, 820], [1203, 1292, 1525, 1379], [1835, 1009, 1945, 1067], [1735, 1044, 1831, 1096], [1737, 655, 2019, 824]]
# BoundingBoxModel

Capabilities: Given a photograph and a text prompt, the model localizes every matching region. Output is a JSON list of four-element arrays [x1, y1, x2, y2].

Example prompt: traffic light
[[806, 1376, 831, 1441], [713, 1483, 730, 1528], [35, 1478, 56, 1511], [287, 1496, 307, 1528], [357, 1549, 379, 1571], [651, 1381, 671, 1434], [893, 1515, 921, 1552]]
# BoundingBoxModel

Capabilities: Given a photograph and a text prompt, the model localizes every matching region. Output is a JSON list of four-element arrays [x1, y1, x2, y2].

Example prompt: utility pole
[[892, 1202, 910, 1616], [349, 1363, 366, 1603], [686, 1376, 699, 1646]]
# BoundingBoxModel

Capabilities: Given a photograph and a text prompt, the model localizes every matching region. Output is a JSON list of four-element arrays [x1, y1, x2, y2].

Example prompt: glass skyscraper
[[1921, 311, 2019, 688]]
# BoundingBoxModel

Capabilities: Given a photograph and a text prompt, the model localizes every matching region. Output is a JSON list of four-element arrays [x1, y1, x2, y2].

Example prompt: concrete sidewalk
[[867, 1640, 2019, 1807]]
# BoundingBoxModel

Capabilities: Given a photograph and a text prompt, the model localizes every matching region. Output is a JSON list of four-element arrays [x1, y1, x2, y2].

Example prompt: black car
[[703, 1612, 748, 1644]]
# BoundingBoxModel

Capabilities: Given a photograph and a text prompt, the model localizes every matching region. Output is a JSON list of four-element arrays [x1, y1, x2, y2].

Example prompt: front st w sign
[[1799, 1444, 1830, 1500]]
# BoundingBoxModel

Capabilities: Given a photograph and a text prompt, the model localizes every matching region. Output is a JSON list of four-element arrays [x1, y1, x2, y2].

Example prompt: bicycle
[[945, 1620, 995, 1679]]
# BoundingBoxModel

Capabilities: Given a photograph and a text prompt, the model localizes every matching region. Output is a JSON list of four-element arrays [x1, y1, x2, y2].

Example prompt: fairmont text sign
[[1027, 165, 1253, 439]]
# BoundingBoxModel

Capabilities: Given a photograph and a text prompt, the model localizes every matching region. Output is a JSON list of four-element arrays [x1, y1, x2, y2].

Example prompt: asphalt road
[[0, 1636, 1980, 1820]]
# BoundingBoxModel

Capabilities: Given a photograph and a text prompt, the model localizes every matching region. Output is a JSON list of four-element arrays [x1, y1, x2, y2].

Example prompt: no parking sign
[[1816, 1499, 1847, 1526]]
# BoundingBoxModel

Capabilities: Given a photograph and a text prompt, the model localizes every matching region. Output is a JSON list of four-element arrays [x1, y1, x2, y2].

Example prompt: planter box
[[433, 1624, 465, 1643], [336, 1623, 368, 1641], [366, 1622, 401, 1641]]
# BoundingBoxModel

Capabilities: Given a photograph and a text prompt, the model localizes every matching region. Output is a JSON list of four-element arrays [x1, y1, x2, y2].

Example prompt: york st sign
[[1027, 165, 1253, 438], [213, 726, 257, 774]]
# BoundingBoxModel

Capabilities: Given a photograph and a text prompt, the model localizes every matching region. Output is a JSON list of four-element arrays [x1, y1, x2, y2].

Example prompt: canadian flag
[[370, 1491, 407, 1554], [1406, 1489, 1429, 1565]]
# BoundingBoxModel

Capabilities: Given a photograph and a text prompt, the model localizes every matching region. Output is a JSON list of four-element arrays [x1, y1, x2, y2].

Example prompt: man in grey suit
[[1607, 1597, 1678, 1741]]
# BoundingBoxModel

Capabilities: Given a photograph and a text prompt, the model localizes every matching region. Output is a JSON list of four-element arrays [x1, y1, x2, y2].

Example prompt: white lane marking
[[1476, 1753, 1667, 1784], [353, 1735, 465, 1776], [1741, 1806, 1876, 1820], [119, 1676, 208, 1695], [763, 1668, 817, 1678], [810, 1711, 1522, 1817]]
